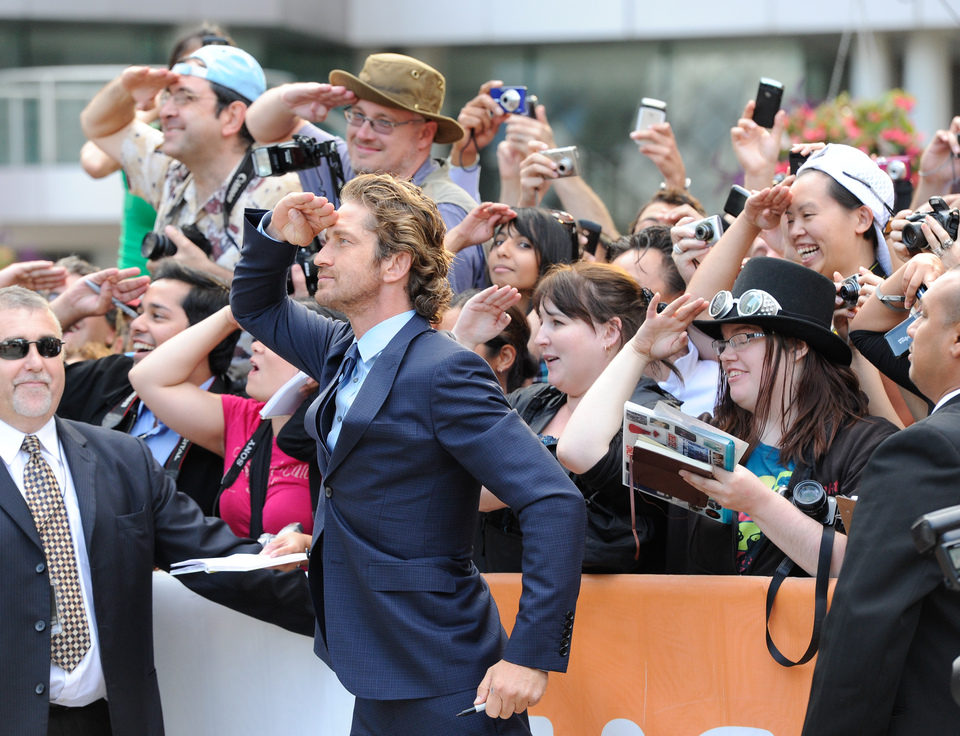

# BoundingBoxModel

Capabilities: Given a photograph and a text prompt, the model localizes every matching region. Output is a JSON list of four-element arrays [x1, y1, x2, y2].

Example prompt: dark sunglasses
[[0, 337, 64, 360]]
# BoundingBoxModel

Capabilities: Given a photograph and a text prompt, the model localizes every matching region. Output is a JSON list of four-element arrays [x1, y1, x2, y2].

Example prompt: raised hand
[[279, 82, 357, 123], [518, 141, 556, 207], [630, 293, 707, 361], [0, 261, 68, 293], [451, 81, 509, 167], [121, 66, 179, 111], [445, 202, 517, 254], [451, 285, 522, 346], [744, 180, 793, 231], [267, 193, 337, 246], [730, 100, 788, 187], [630, 122, 687, 190]]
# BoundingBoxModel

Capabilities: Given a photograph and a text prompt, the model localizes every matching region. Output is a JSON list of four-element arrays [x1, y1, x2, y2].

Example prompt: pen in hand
[[456, 703, 486, 717], [82, 279, 140, 319]]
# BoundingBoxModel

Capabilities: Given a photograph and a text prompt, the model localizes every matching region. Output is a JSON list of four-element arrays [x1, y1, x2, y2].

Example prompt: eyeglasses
[[0, 337, 64, 360], [841, 170, 896, 218], [159, 88, 214, 108], [344, 107, 427, 135], [711, 332, 766, 356], [709, 289, 783, 320]]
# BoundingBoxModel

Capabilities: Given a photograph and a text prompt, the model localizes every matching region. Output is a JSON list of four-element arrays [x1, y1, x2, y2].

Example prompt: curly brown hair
[[340, 173, 452, 322]]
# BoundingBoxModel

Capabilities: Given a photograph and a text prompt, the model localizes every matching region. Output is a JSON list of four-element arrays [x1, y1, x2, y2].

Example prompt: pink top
[[218, 394, 314, 538]]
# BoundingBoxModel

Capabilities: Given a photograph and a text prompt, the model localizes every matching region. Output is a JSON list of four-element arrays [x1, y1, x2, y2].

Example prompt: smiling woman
[[786, 144, 896, 279], [560, 257, 899, 579], [485, 207, 580, 314], [478, 262, 679, 575]]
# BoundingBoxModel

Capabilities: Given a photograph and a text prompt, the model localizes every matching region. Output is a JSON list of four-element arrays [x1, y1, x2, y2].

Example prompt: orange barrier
[[487, 574, 832, 736]]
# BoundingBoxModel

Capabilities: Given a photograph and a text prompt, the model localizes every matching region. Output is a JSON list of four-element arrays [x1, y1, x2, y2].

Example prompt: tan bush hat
[[329, 53, 465, 144]]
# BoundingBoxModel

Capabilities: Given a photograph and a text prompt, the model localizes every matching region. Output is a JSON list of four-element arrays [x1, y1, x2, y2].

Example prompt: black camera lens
[[901, 221, 926, 254], [838, 278, 861, 306], [694, 222, 716, 241], [141, 232, 178, 260], [793, 480, 829, 518]]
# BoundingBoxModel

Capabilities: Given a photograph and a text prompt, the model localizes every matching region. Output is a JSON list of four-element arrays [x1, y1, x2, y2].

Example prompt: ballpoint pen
[[82, 279, 140, 319], [455, 703, 486, 717]]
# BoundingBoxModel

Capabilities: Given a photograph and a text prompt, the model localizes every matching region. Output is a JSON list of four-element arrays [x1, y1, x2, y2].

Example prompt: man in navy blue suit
[[231, 173, 586, 734]]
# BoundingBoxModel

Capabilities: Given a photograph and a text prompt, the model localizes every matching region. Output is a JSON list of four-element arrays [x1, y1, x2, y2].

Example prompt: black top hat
[[693, 258, 851, 365]]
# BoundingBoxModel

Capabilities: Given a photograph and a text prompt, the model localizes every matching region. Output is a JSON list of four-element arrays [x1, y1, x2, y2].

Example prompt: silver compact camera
[[690, 215, 725, 245], [541, 146, 581, 178]]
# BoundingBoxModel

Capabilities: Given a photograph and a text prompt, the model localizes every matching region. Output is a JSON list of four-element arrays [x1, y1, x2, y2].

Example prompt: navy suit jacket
[[802, 395, 960, 735], [0, 418, 313, 736], [232, 211, 586, 700]]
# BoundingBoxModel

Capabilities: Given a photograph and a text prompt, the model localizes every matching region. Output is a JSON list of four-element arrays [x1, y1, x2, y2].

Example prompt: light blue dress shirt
[[326, 310, 415, 452]]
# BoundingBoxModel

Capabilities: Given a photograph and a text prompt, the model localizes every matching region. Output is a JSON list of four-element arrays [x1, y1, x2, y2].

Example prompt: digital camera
[[912, 504, 960, 592], [902, 196, 960, 256], [251, 136, 344, 181], [791, 480, 841, 528], [541, 146, 581, 178], [141, 223, 212, 261], [838, 275, 861, 307], [489, 86, 528, 115], [635, 98, 667, 131], [690, 215, 725, 245]]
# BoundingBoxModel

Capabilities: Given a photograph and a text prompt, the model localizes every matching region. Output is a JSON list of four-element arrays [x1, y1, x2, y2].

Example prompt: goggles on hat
[[0, 337, 63, 360], [708, 288, 783, 320]]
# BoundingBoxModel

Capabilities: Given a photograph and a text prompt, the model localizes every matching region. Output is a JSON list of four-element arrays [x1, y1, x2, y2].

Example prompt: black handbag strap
[[765, 523, 835, 667]]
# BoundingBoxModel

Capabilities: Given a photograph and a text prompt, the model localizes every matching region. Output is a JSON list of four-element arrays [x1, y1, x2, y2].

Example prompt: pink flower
[[893, 94, 915, 112]]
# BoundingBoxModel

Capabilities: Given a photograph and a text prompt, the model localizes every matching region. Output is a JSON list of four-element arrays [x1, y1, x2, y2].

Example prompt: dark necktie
[[319, 343, 360, 444], [21, 434, 91, 672]]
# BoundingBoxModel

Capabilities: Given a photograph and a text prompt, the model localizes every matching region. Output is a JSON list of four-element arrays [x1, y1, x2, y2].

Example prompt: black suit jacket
[[802, 395, 960, 735], [0, 418, 313, 736]]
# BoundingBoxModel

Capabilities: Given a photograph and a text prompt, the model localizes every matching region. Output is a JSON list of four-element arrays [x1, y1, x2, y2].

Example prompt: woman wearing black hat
[[559, 257, 898, 576]]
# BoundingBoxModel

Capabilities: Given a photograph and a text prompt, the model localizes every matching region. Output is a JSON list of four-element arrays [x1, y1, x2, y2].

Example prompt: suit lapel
[[55, 418, 97, 548], [326, 315, 431, 475], [0, 458, 41, 547]]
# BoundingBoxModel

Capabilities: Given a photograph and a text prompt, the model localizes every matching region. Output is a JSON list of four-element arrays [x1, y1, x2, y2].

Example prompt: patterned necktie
[[21, 434, 91, 671]]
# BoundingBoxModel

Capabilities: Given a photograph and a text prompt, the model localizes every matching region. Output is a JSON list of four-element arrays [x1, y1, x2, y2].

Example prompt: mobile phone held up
[[635, 98, 667, 131], [752, 78, 783, 129]]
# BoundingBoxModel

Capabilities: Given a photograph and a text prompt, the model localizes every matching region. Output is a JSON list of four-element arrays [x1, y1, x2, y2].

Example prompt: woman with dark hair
[[468, 262, 678, 574], [444, 203, 579, 313], [129, 305, 316, 555], [560, 258, 898, 577]]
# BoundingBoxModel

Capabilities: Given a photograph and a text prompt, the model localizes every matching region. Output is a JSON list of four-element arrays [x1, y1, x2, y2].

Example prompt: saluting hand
[[268, 193, 337, 247]]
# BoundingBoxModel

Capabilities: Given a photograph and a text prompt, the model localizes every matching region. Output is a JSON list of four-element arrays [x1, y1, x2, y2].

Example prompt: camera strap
[[219, 152, 258, 249], [213, 419, 273, 538], [765, 522, 835, 667]]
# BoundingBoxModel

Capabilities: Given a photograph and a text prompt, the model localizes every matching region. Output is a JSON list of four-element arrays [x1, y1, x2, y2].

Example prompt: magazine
[[623, 401, 747, 522]]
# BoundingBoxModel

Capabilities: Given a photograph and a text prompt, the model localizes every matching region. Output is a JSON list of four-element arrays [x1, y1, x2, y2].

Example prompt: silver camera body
[[541, 146, 581, 178], [690, 215, 725, 245]]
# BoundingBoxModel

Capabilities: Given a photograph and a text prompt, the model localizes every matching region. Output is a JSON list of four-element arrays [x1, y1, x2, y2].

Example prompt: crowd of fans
[[8, 20, 960, 730]]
